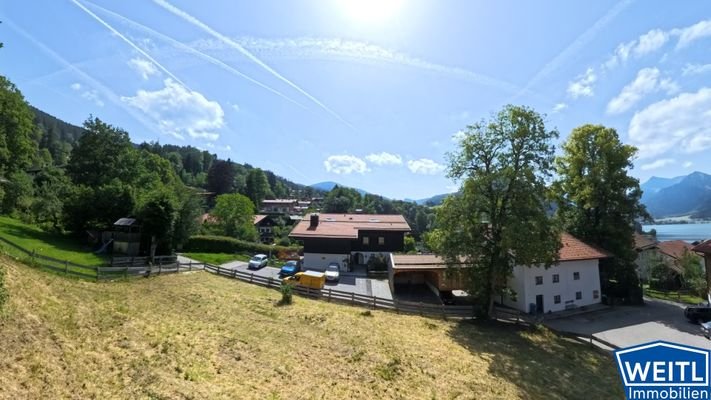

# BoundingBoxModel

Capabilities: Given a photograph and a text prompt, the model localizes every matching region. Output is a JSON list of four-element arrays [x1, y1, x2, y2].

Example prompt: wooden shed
[[112, 218, 141, 256]]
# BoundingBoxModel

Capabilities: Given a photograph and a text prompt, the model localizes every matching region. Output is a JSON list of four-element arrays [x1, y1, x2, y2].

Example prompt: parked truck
[[282, 270, 325, 290]]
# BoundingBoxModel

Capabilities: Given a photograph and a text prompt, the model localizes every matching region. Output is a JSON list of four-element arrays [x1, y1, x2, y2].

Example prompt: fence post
[[419, 302, 424, 316], [372, 296, 376, 310], [441, 305, 446, 320], [188, 261, 192, 272], [351, 292, 355, 305], [250, 273, 254, 283], [328, 288, 332, 302], [64, 260, 69, 275], [124, 266, 128, 278], [158, 259, 162, 275], [233, 269, 237, 279]]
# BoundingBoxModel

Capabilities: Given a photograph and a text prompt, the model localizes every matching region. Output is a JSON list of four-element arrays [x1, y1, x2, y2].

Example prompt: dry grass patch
[[0, 258, 623, 399]]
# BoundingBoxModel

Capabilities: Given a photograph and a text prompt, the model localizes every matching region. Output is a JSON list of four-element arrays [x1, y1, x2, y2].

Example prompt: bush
[[279, 283, 293, 305], [0, 267, 8, 312], [185, 235, 301, 256]]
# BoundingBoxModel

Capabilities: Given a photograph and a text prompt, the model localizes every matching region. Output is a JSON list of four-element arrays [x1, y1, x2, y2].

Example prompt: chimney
[[310, 213, 319, 228]]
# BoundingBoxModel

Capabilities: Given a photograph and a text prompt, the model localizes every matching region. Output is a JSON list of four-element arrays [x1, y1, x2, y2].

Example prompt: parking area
[[545, 298, 710, 348], [219, 261, 393, 300]]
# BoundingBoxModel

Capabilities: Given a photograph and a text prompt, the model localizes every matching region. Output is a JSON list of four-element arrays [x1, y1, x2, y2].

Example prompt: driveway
[[219, 261, 393, 300], [545, 298, 709, 348]]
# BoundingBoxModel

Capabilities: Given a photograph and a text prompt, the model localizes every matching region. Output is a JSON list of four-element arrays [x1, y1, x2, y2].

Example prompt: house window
[[378, 236, 385, 245], [535, 276, 543, 285], [573, 272, 580, 280], [362, 236, 369, 245], [576, 291, 582, 300], [554, 295, 561, 304], [552, 274, 559, 283], [593, 290, 599, 299]]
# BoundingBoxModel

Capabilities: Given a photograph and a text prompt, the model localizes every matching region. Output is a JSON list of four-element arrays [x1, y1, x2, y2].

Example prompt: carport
[[388, 254, 467, 302]]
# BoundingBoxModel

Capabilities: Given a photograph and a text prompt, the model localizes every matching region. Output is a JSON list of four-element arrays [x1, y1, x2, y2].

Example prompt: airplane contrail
[[152, 0, 355, 130], [70, 0, 188, 88], [4, 19, 162, 141], [80, 0, 307, 109]]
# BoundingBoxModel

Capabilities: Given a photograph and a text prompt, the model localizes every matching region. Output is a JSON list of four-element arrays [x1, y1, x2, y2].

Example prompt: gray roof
[[114, 218, 138, 226]]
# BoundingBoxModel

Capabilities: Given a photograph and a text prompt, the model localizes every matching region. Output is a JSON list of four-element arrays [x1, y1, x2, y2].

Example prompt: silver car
[[325, 263, 340, 282], [248, 254, 268, 270], [702, 321, 711, 340]]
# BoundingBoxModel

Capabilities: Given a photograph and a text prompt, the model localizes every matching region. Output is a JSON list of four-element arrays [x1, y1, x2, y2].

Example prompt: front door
[[535, 295, 544, 314]]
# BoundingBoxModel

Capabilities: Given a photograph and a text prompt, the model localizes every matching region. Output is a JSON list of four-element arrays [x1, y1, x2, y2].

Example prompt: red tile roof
[[289, 213, 411, 239], [392, 233, 609, 270], [693, 240, 711, 255], [634, 233, 657, 250], [253, 215, 268, 225], [657, 240, 693, 260]]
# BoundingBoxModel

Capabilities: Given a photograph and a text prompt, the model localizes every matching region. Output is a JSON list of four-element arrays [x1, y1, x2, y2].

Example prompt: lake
[[641, 223, 711, 242]]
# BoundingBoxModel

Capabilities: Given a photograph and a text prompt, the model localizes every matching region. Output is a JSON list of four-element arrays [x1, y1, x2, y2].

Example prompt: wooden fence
[[202, 263, 480, 319], [0, 235, 195, 280]]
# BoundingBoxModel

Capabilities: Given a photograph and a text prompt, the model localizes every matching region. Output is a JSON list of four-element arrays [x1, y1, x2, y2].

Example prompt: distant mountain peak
[[641, 171, 711, 219]]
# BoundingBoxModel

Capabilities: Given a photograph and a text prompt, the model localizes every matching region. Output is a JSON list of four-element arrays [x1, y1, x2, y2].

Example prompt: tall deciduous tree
[[0, 76, 37, 175], [553, 124, 646, 303], [434, 105, 561, 317], [67, 117, 135, 186], [245, 168, 272, 207], [210, 193, 257, 240]]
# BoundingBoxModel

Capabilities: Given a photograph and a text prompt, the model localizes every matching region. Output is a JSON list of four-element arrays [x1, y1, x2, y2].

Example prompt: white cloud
[[606, 68, 678, 114], [128, 57, 159, 80], [365, 152, 402, 166], [674, 19, 711, 49], [683, 161, 693, 168], [567, 68, 597, 98], [452, 130, 467, 142], [231, 103, 240, 112], [323, 155, 368, 174], [70, 82, 82, 91], [552, 103, 568, 113], [682, 63, 711, 76], [407, 159, 445, 175], [640, 158, 676, 171], [81, 90, 104, 107], [628, 87, 711, 159], [633, 29, 670, 57], [122, 79, 224, 141], [602, 20, 711, 71]]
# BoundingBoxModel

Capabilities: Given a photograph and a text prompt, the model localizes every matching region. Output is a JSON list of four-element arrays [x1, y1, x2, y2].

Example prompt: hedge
[[185, 235, 301, 256]]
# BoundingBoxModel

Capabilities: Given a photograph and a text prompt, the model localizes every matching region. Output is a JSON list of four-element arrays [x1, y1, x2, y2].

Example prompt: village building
[[691, 240, 711, 297], [260, 199, 298, 215], [289, 213, 411, 272], [112, 217, 141, 256], [253, 214, 276, 244], [634, 233, 658, 282], [389, 233, 608, 313]]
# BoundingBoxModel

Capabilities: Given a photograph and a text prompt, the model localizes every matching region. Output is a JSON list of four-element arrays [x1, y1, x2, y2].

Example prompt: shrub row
[[185, 235, 301, 257]]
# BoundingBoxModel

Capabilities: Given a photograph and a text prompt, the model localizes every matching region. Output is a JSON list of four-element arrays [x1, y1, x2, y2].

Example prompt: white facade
[[502, 259, 602, 313], [303, 253, 349, 272]]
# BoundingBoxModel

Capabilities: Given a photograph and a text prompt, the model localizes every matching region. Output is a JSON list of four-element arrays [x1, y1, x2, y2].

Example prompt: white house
[[502, 233, 609, 314]]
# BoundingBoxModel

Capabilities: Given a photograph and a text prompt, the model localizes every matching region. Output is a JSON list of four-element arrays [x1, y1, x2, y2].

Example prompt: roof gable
[[289, 213, 411, 239]]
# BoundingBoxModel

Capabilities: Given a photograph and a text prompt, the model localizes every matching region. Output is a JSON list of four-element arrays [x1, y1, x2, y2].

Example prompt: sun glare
[[339, 0, 404, 23]]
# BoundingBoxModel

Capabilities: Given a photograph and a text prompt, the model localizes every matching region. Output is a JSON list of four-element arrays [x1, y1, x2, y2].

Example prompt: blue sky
[[1, 1, 710, 200]]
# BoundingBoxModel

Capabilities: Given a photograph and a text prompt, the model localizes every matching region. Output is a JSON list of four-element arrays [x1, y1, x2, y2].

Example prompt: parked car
[[702, 321, 711, 340], [282, 270, 325, 289], [325, 262, 340, 282], [684, 305, 711, 323], [248, 254, 268, 270], [279, 260, 301, 277]]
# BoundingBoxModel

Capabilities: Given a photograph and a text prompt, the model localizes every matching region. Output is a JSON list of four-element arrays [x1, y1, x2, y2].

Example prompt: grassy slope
[[0, 216, 104, 266], [644, 285, 706, 305], [0, 259, 624, 399], [182, 252, 250, 265]]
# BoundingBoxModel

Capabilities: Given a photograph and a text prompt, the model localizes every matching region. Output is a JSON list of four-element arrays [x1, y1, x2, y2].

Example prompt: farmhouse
[[253, 214, 276, 244], [502, 233, 608, 313], [634, 233, 658, 282], [260, 199, 298, 215], [388, 233, 609, 313], [289, 213, 411, 271], [691, 240, 711, 295]]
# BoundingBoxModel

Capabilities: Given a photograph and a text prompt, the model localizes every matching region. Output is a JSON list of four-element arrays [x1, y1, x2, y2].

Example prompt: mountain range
[[641, 171, 711, 219]]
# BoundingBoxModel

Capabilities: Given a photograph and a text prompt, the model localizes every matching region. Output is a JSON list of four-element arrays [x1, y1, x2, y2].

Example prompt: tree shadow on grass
[[447, 319, 624, 400]]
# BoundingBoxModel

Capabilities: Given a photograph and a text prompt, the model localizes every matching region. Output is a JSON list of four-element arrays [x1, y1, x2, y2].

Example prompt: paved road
[[546, 298, 709, 348]]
